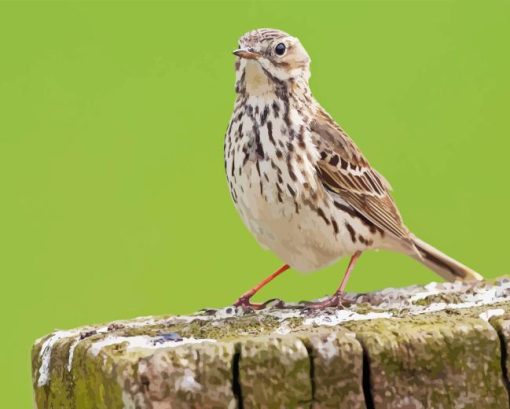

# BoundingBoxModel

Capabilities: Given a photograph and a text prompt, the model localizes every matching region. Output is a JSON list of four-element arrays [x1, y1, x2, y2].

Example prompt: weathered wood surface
[[32, 278, 510, 408]]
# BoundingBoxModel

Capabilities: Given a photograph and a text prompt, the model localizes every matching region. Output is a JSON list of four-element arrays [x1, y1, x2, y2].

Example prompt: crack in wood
[[361, 346, 375, 409], [232, 344, 244, 409]]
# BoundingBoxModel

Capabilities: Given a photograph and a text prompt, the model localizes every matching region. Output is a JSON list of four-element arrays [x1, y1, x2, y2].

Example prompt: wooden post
[[32, 278, 510, 408]]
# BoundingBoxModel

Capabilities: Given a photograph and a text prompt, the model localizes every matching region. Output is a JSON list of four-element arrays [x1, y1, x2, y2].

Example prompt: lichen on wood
[[32, 278, 510, 408]]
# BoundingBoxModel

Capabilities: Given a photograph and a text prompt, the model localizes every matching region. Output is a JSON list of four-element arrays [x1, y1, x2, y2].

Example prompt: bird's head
[[233, 29, 311, 91]]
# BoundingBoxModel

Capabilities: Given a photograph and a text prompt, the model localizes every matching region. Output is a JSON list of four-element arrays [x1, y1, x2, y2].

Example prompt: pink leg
[[335, 251, 362, 296], [309, 251, 362, 309], [234, 264, 290, 310]]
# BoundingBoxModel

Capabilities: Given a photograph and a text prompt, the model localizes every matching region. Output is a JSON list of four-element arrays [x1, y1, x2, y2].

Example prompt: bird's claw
[[233, 295, 266, 311], [304, 294, 348, 309], [233, 296, 287, 311]]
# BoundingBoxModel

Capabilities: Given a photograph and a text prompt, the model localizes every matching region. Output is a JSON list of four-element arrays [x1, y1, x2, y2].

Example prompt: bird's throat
[[242, 60, 275, 97]]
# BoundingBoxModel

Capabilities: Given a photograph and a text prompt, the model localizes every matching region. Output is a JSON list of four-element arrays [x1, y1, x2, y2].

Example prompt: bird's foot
[[305, 294, 347, 309], [262, 298, 286, 309], [233, 295, 266, 311]]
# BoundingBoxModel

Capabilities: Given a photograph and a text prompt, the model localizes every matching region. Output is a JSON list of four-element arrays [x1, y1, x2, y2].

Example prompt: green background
[[1, 1, 509, 406]]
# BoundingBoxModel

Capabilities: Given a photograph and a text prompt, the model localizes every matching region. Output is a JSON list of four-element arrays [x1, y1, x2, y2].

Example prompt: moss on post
[[239, 335, 311, 408], [299, 330, 366, 409], [347, 315, 507, 408]]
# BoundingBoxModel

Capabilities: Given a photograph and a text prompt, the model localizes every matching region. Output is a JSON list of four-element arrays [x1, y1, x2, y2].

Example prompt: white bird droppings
[[88, 335, 217, 357], [304, 310, 393, 327], [479, 308, 505, 322], [38, 329, 81, 387]]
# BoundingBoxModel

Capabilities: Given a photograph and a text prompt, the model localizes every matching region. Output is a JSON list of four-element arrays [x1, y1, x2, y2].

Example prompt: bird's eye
[[275, 43, 286, 56]]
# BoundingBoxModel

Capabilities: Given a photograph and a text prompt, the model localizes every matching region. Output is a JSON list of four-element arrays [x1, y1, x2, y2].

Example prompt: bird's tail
[[410, 236, 483, 282]]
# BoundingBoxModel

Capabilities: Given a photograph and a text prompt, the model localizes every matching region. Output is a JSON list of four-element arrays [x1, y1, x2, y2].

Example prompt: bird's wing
[[311, 107, 410, 241]]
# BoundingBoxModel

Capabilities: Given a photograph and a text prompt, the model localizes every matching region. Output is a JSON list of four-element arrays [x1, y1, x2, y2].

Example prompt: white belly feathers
[[225, 93, 380, 271]]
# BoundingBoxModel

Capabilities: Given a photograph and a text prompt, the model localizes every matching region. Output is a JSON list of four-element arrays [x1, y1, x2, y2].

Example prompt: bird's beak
[[233, 48, 260, 60]]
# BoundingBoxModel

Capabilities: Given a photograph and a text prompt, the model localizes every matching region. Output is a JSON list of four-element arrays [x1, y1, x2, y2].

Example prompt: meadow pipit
[[224, 29, 482, 309]]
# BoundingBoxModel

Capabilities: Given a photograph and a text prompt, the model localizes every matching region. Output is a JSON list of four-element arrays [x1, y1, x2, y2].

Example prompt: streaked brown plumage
[[224, 28, 482, 309]]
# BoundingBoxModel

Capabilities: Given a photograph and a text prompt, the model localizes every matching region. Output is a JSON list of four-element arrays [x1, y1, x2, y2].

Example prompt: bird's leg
[[234, 264, 290, 310], [308, 251, 362, 309]]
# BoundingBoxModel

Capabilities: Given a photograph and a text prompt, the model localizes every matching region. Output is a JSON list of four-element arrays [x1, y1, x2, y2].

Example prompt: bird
[[224, 28, 482, 309]]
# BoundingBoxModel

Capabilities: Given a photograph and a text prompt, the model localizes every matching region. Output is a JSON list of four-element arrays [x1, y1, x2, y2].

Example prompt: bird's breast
[[224, 96, 384, 270], [225, 96, 321, 214]]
